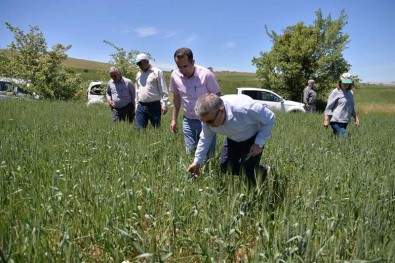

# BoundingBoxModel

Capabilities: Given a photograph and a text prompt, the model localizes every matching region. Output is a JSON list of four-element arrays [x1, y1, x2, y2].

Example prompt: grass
[[354, 85, 395, 114], [0, 86, 394, 262]]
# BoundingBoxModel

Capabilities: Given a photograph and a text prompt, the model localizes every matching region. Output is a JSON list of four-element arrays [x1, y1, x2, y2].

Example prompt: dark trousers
[[136, 101, 161, 129], [112, 103, 135, 123], [219, 134, 262, 183]]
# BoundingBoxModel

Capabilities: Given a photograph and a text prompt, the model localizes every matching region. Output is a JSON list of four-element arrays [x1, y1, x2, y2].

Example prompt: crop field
[[0, 85, 394, 262]]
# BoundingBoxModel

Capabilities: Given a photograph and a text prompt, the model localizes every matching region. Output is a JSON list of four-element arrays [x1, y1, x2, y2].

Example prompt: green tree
[[102, 40, 151, 82], [1, 22, 82, 99], [252, 10, 351, 102]]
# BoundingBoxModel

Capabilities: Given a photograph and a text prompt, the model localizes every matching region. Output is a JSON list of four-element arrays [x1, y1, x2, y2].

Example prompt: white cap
[[136, 53, 149, 64], [340, 72, 353, 84]]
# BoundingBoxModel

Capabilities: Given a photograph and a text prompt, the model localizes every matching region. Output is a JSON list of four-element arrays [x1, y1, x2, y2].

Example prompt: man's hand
[[250, 144, 263, 156], [323, 119, 329, 128], [187, 163, 201, 178], [170, 120, 178, 133], [323, 116, 330, 128], [162, 107, 168, 115], [354, 116, 360, 126]]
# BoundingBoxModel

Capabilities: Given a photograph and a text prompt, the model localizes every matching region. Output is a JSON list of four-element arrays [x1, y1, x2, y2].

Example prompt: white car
[[237, 87, 306, 113], [87, 81, 106, 105]]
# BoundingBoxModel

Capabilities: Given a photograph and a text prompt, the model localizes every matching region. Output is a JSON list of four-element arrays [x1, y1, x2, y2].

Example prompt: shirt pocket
[[193, 84, 209, 99]]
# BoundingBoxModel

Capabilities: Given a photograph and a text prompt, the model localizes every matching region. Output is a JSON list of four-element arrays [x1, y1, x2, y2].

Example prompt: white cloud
[[134, 27, 158, 37], [186, 34, 199, 42], [222, 42, 236, 48], [163, 32, 176, 38]]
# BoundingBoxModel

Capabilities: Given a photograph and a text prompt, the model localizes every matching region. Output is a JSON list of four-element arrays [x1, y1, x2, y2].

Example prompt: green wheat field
[[0, 84, 394, 262]]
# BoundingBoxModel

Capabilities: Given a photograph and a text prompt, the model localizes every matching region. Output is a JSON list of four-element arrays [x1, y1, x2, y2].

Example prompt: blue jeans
[[136, 101, 161, 129], [183, 116, 216, 159], [330, 122, 349, 138]]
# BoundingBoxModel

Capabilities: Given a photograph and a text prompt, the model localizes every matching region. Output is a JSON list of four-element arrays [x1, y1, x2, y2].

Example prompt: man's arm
[[106, 83, 114, 108], [303, 88, 309, 105], [170, 93, 181, 133], [158, 71, 169, 114], [251, 104, 275, 149]]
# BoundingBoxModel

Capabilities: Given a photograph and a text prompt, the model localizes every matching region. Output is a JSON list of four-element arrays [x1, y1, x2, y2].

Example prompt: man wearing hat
[[135, 53, 169, 129], [303, 79, 317, 113]]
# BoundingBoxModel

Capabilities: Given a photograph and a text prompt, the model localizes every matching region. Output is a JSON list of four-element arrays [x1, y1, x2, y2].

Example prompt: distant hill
[[62, 57, 110, 70], [1, 49, 110, 71]]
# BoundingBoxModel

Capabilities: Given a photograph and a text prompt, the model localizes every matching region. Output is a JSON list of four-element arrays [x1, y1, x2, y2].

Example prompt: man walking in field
[[169, 47, 221, 158], [135, 53, 169, 129], [187, 93, 275, 185], [106, 66, 136, 123], [303, 79, 317, 112]]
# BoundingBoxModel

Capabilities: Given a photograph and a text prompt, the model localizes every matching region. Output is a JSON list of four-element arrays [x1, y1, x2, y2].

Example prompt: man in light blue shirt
[[187, 93, 275, 184], [106, 66, 136, 123]]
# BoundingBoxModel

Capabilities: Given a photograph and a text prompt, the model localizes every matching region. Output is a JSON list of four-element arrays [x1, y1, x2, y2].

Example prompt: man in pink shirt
[[169, 47, 221, 157]]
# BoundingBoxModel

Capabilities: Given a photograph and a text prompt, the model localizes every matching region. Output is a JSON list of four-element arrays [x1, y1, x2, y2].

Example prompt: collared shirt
[[193, 94, 275, 164], [106, 77, 135, 108], [303, 86, 317, 105], [169, 64, 221, 119], [324, 88, 356, 123], [135, 66, 169, 107]]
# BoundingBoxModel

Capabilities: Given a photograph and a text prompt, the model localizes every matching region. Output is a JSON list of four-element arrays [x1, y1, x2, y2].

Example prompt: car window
[[242, 90, 262, 100], [0, 81, 11, 91], [261, 91, 282, 102], [90, 84, 103, 95]]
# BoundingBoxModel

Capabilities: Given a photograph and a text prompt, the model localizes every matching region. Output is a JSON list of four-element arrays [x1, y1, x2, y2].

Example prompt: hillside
[[62, 57, 110, 70]]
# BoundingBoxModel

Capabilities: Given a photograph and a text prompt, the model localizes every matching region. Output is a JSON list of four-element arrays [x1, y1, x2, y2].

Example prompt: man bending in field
[[187, 93, 275, 185]]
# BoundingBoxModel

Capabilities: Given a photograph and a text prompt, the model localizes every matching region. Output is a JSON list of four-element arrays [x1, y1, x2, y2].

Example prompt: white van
[[87, 81, 106, 105]]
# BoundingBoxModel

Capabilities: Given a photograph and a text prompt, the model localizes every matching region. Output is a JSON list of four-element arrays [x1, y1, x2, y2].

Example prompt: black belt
[[139, 100, 160, 106], [115, 102, 133, 110]]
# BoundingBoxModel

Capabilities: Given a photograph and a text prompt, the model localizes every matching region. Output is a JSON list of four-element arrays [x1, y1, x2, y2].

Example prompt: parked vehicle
[[0, 77, 39, 100], [237, 87, 306, 113], [87, 81, 105, 105]]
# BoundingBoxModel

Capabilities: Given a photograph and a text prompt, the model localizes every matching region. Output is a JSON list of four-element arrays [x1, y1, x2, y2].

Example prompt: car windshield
[[90, 84, 103, 95]]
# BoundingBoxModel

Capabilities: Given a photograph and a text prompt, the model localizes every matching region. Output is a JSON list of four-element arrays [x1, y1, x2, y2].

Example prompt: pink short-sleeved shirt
[[169, 65, 221, 119]]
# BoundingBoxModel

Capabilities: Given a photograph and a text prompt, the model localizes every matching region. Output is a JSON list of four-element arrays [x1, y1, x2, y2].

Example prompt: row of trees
[[1, 9, 354, 101]]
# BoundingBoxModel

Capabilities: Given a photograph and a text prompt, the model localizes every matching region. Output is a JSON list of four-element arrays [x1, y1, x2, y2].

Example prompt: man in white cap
[[303, 79, 317, 112], [135, 53, 169, 129]]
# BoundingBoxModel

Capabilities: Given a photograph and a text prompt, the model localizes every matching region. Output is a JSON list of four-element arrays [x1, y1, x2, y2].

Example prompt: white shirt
[[135, 66, 169, 107], [194, 94, 275, 164]]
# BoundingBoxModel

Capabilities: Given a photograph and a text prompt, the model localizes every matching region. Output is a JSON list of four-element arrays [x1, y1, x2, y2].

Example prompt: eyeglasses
[[203, 109, 220, 125], [137, 61, 143, 66]]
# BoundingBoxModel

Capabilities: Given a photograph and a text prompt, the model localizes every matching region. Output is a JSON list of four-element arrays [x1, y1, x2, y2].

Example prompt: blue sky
[[1, 0, 394, 83]]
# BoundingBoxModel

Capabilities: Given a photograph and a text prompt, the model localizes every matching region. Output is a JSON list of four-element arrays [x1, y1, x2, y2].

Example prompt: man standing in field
[[303, 79, 317, 112], [106, 66, 136, 123], [135, 53, 169, 129], [169, 47, 221, 158], [187, 93, 275, 185]]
